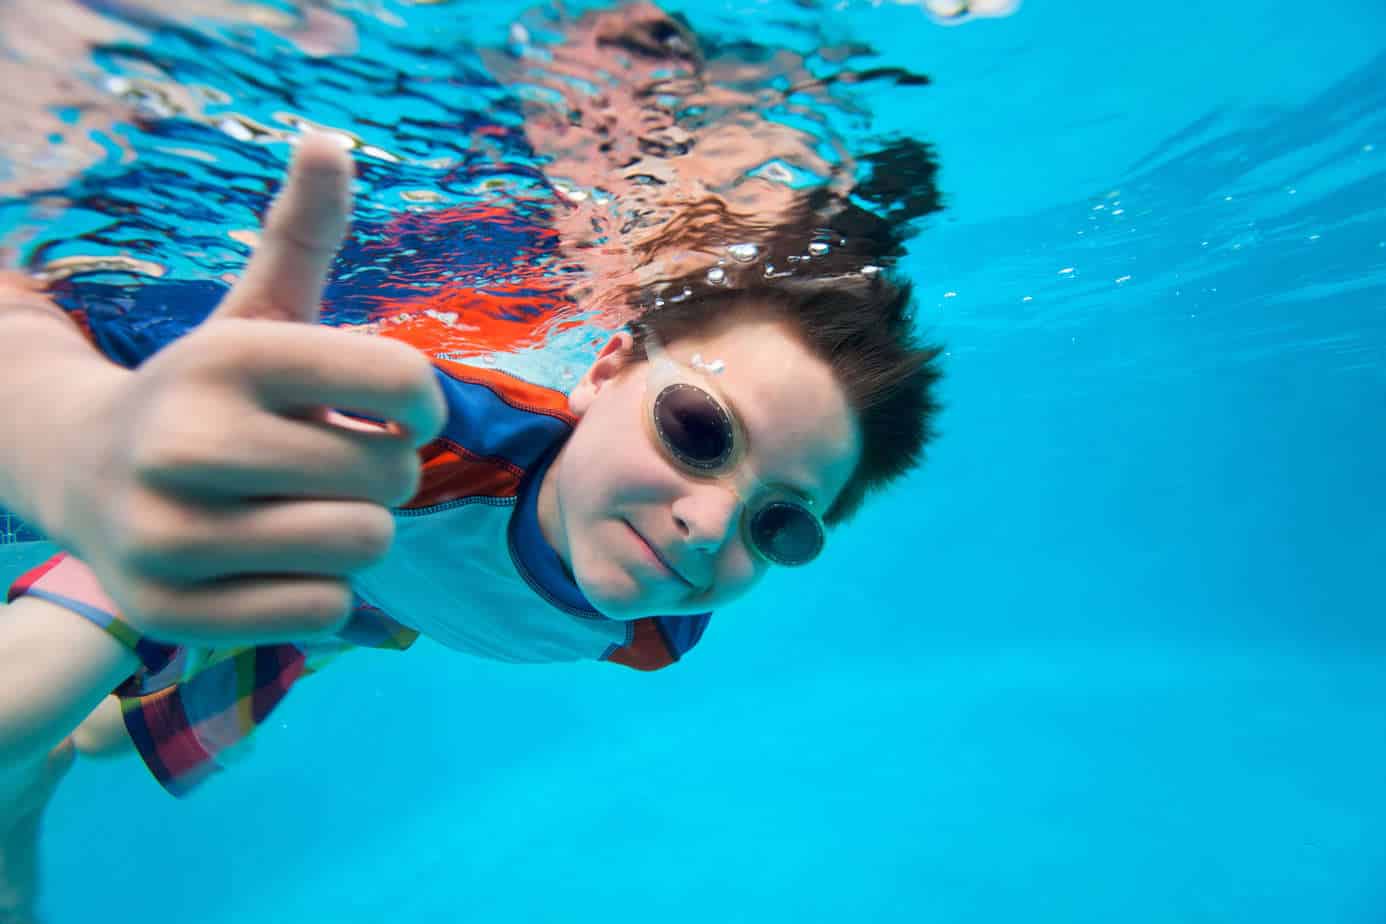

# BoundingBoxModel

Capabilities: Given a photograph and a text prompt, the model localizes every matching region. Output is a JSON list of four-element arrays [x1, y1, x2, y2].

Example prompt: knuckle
[[124, 581, 179, 633], [377, 445, 423, 506], [119, 501, 195, 568], [178, 320, 248, 367], [297, 581, 354, 633], [378, 338, 435, 394], [395, 453, 424, 506], [128, 402, 223, 480], [192, 321, 276, 381], [130, 435, 189, 481], [341, 504, 395, 566]]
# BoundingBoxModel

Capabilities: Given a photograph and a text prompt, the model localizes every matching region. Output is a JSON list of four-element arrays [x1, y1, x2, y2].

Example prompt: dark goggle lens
[[653, 383, 733, 470], [749, 500, 824, 567]]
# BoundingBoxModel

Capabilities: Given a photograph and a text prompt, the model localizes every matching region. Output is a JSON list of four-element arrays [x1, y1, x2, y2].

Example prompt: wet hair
[[625, 232, 944, 528], [572, 5, 947, 526]]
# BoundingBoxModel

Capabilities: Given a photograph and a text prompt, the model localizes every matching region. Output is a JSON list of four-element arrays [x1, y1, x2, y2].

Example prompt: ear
[[568, 330, 638, 415]]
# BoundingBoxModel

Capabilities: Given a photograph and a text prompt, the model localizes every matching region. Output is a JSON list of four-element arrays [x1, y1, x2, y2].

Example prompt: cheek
[[582, 417, 676, 502], [708, 545, 767, 602], [564, 453, 669, 549]]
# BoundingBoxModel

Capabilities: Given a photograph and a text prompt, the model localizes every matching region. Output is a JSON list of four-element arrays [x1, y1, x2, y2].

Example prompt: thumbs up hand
[[39, 132, 446, 646]]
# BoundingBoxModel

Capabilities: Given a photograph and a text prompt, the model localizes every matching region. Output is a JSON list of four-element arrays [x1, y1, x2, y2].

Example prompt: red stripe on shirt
[[605, 619, 676, 671]]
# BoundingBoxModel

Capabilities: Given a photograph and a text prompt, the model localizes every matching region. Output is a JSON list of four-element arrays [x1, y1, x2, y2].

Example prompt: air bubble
[[727, 243, 759, 263], [758, 162, 795, 184], [808, 242, 830, 256], [706, 267, 726, 285], [861, 265, 880, 277]]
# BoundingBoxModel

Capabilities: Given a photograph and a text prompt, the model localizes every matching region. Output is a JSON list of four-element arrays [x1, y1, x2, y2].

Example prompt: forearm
[[0, 595, 136, 768], [0, 287, 125, 538]]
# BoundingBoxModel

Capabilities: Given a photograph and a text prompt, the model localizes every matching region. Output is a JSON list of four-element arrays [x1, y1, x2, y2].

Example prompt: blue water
[[3, 0, 1384, 921]]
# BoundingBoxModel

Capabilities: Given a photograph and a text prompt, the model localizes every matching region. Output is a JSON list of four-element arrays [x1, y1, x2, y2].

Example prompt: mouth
[[624, 521, 695, 589]]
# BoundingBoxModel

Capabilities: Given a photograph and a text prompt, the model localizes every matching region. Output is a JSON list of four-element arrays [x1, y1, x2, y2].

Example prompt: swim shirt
[[5, 326, 712, 795]]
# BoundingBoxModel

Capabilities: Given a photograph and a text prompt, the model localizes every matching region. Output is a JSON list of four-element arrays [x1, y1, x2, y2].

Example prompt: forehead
[[664, 317, 861, 508]]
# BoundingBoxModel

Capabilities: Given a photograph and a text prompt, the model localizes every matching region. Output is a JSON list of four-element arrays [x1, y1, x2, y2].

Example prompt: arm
[[0, 594, 136, 769]]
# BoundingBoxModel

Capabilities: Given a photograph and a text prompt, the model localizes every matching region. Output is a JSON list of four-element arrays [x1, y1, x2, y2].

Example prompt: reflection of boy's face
[[536, 313, 861, 620]]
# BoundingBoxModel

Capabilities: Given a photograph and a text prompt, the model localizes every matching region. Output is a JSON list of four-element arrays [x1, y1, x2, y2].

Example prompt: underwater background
[[1, 0, 1384, 920]]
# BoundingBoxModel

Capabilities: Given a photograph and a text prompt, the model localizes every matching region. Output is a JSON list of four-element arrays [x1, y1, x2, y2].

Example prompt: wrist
[[0, 314, 126, 545], [31, 360, 129, 552]]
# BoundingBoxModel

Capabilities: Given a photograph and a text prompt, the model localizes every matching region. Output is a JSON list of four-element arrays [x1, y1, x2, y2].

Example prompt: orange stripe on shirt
[[404, 438, 526, 509], [430, 358, 576, 420]]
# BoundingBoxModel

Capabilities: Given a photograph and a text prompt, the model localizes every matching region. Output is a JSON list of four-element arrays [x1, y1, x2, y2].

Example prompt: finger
[[125, 574, 356, 647], [208, 130, 354, 325], [214, 321, 447, 447], [123, 497, 398, 585], [143, 410, 424, 507]]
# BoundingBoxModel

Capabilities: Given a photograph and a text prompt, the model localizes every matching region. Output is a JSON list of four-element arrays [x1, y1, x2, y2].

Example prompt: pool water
[[2, 0, 1383, 921]]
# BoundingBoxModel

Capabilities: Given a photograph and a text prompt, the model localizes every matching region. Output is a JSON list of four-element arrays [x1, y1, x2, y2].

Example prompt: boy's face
[[536, 313, 861, 620]]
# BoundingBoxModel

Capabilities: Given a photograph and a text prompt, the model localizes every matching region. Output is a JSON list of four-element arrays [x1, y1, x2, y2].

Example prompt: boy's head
[[536, 266, 944, 621]]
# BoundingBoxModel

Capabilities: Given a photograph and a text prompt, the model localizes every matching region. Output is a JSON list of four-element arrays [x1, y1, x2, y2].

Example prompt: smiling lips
[[626, 521, 694, 588]]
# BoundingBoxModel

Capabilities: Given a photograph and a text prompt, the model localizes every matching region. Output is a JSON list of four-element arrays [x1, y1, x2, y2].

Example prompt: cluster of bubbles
[[642, 236, 884, 310]]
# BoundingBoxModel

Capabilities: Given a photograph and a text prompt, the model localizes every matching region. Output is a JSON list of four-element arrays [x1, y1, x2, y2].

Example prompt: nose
[[670, 481, 741, 554]]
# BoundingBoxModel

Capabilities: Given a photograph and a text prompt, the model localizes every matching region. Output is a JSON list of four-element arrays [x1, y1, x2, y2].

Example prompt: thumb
[[207, 131, 354, 325]]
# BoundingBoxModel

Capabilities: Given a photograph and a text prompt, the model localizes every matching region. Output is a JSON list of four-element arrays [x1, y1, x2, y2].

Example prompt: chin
[[574, 567, 658, 621], [594, 589, 719, 621], [588, 595, 658, 622]]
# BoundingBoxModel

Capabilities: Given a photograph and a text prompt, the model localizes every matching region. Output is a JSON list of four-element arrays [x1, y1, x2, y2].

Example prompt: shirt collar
[[509, 441, 604, 618]]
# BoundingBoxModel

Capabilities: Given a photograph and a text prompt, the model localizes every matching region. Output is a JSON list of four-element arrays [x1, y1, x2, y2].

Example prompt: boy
[[1, 129, 940, 920]]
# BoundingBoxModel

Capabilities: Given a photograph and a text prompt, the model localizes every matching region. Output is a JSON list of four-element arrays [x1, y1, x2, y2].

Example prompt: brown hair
[[554, 3, 947, 526], [625, 243, 944, 528]]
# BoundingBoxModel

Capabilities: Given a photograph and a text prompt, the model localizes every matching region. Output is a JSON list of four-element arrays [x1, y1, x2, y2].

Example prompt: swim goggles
[[639, 327, 827, 567]]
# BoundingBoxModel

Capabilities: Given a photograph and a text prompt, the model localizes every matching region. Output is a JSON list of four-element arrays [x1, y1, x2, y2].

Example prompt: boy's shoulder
[[430, 355, 576, 426], [395, 356, 575, 510]]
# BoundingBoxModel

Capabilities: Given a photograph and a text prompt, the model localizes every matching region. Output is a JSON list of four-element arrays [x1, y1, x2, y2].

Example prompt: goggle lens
[[652, 383, 734, 470], [748, 500, 825, 567]]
